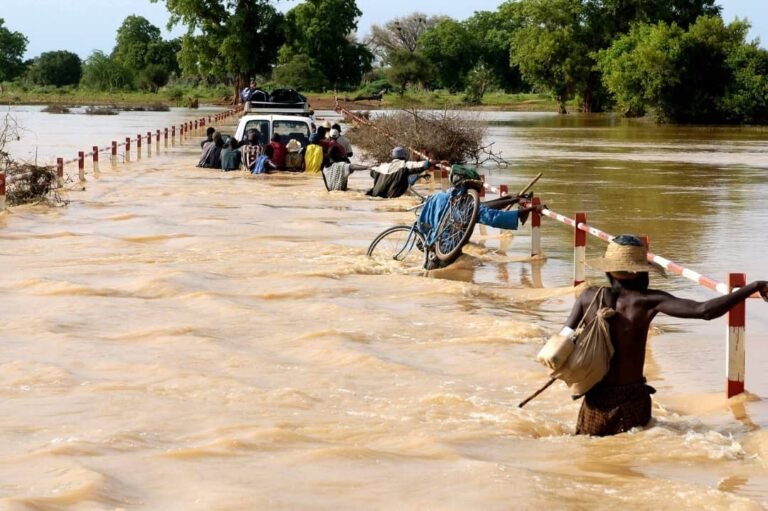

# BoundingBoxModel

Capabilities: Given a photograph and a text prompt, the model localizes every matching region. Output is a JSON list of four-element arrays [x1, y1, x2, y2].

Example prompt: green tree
[[113, 15, 163, 70], [598, 16, 755, 123], [0, 19, 28, 82], [722, 41, 768, 124], [419, 18, 478, 91], [279, 0, 372, 89], [80, 51, 134, 91], [26, 51, 82, 87], [510, 0, 590, 113], [464, 63, 497, 105], [152, 0, 284, 99], [386, 48, 434, 94], [113, 15, 181, 89], [464, 5, 524, 92], [272, 54, 328, 91]]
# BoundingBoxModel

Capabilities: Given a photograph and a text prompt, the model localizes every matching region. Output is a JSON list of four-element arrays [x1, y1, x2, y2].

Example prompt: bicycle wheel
[[367, 225, 428, 268], [434, 188, 480, 263]]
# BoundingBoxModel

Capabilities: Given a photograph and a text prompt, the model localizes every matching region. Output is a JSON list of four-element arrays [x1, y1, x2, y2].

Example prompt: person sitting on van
[[332, 123, 353, 158], [220, 137, 242, 172], [367, 146, 430, 198], [303, 133, 325, 174], [197, 132, 224, 169], [251, 144, 277, 174], [201, 126, 216, 151], [270, 133, 287, 169], [242, 129, 262, 171]]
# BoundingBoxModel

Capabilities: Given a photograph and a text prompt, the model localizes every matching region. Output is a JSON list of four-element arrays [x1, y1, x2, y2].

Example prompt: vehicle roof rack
[[242, 101, 312, 116]]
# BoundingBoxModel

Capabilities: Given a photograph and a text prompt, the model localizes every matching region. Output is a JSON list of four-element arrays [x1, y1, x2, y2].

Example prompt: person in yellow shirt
[[303, 133, 325, 173]]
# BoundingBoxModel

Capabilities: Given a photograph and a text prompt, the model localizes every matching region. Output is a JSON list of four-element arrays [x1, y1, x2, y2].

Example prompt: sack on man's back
[[536, 288, 615, 398]]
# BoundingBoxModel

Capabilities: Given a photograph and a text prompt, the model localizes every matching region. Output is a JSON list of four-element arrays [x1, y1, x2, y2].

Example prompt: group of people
[[197, 120, 439, 198]]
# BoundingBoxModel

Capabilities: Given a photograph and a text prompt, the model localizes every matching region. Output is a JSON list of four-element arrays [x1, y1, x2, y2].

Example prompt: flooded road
[[1, 106, 768, 510]]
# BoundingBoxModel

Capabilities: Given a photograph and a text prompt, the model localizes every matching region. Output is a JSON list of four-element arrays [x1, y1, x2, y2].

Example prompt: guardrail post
[[92, 146, 99, 164], [531, 197, 542, 257], [78, 151, 85, 181], [574, 212, 587, 286], [727, 272, 747, 398], [0, 172, 6, 211], [156, 129, 161, 149], [56, 157, 63, 187]]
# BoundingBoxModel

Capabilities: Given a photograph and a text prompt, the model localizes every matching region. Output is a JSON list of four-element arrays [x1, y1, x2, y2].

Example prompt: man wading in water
[[562, 234, 768, 436]]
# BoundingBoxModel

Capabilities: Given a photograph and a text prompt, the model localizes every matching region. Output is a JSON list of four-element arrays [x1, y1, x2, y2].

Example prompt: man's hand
[[759, 281, 768, 302]]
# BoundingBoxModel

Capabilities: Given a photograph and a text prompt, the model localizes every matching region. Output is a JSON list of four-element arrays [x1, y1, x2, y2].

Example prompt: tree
[[464, 7, 524, 92], [0, 19, 28, 82], [272, 54, 328, 91], [27, 51, 82, 87], [80, 51, 134, 91], [598, 16, 756, 123], [367, 12, 443, 59], [279, 0, 372, 89], [113, 15, 163, 70], [419, 18, 478, 91], [510, 0, 591, 113], [112, 16, 181, 89], [152, 0, 285, 100], [386, 48, 434, 94]]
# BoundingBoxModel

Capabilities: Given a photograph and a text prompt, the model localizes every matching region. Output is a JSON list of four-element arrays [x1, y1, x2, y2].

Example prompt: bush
[[345, 109, 486, 164], [27, 51, 82, 87]]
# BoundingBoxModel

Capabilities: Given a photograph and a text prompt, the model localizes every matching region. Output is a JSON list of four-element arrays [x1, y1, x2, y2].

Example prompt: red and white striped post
[[194, 119, 198, 132], [56, 157, 63, 187], [531, 197, 542, 257], [727, 272, 747, 398], [574, 212, 587, 286], [0, 172, 6, 211], [111, 141, 117, 158], [164, 128, 168, 143], [137, 134, 142, 156], [208, 115, 212, 125], [156, 129, 161, 148], [92, 146, 99, 164], [147, 131, 152, 145], [78, 151, 85, 181], [500, 184, 508, 197], [171, 126, 176, 140]]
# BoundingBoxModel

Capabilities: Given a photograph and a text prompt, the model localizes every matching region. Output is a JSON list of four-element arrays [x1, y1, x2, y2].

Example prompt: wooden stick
[[518, 378, 556, 408], [517, 172, 542, 197]]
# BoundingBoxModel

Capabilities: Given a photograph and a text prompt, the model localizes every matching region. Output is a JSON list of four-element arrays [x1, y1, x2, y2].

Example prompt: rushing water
[[1, 105, 768, 510]]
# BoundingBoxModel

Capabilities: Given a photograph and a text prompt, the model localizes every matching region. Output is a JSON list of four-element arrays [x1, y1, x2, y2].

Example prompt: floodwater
[[1, 105, 768, 510]]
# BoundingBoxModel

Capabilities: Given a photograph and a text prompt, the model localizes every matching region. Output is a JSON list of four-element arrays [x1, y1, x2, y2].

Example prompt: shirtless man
[[564, 234, 768, 436]]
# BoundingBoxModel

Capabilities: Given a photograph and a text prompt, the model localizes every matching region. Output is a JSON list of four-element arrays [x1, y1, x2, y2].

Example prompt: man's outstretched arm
[[653, 281, 768, 320]]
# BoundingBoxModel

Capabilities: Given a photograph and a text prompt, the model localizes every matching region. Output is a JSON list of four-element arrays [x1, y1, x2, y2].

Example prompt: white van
[[233, 113, 314, 148]]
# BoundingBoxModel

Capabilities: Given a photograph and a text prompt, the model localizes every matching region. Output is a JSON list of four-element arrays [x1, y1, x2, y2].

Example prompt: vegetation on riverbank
[[1, 1, 765, 123]]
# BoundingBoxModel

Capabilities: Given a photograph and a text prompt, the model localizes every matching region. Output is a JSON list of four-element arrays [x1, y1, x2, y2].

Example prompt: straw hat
[[286, 139, 301, 152], [322, 120, 332, 129], [588, 235, 666, 277]]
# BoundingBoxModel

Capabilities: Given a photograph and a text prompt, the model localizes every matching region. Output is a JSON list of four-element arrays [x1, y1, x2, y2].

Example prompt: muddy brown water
[[2, 106, 768, 510]]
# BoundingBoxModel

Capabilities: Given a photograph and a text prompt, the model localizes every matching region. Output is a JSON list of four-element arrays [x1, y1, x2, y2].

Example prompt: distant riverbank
[[1, 87, 562, 113]]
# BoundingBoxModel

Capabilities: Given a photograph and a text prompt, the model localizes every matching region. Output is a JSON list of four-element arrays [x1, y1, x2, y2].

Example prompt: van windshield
[[273, 120, 310, 149]]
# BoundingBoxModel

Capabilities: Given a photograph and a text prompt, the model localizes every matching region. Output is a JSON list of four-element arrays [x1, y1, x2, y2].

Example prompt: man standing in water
[[564, 234, 768, 436]]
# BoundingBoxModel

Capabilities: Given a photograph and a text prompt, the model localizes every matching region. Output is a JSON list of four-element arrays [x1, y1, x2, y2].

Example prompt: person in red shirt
[[270, 134, 287, 169]]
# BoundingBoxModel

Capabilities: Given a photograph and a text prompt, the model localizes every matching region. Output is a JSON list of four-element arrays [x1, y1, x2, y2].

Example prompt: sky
[[2, 0, 766, 60]]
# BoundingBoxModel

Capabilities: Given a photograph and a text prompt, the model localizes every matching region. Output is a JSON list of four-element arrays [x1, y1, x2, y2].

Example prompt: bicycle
[[367, 169, 541, 269]]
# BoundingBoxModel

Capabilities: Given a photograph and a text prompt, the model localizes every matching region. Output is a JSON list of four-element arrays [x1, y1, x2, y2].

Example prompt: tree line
[[0, 0, 766, 124]]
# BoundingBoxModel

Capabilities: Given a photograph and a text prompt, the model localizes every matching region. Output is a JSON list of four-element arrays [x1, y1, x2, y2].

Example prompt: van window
[[273, 120, 311, 149], [242, 120, 270, 144]]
